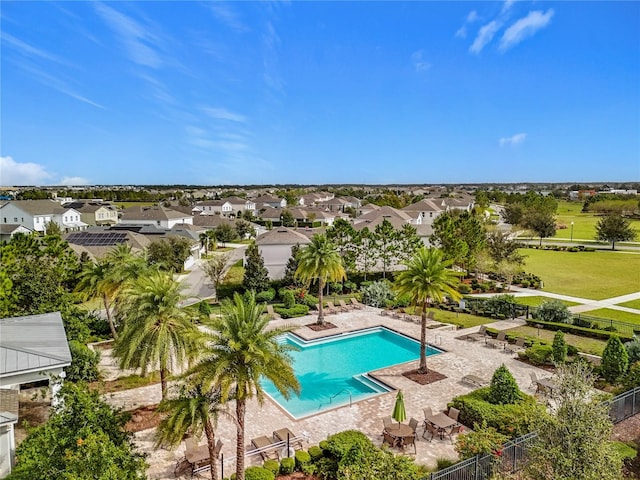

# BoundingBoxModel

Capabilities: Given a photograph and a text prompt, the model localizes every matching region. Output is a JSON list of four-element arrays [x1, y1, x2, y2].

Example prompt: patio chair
[[423, 407, 433, 419], [339, 299, 353, 311], [401, 434, 417, 454], [409, 417, 419, 434], [173, 450, 191, 477], [273, 428, 303, 450], [266, 304, 280, 320], [328, 301, 347, 312], [487, 331, 507, 349], [324, 302, 339, 315], [468, 325, 488, 342], [444, 424, 464, 444], [505, 338, 526, 354], [382, 416, 393, 430], [447, 407, 460, 423], [529, 372, 539, 389], [383, 431, 399, 449], [251, 435, 280, 461], [422, 421, 439, 442], [350, 298, 365, 309]]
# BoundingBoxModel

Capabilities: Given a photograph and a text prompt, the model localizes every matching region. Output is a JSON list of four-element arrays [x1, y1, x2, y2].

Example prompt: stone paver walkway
[[103, 309, 552, 479]]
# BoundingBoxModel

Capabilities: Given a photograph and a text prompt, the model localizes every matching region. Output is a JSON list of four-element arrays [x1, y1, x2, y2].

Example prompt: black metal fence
[[427, 386, 640, 480]]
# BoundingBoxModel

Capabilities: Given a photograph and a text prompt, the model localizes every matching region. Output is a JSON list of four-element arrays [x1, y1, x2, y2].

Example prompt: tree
[[200, 231, 217, 254], [326, 218, 358, 272], [187, 292, 300, 480], [488, 364, 521, 405], [114, 271, 200, 399], [235, 219, 255, 240], [397, 224, 423, 264], [44, 220, 63, 236], [523, 210, 556, 246], [525, 362, 622, 480], [155, 382, 226, 480], [281, 244, 303, 287], [203, 254, 231, 299], [373, 219, 399, 278], [552, 331, 567, 364], [8, 382, 146, 480], [601, 335, 629, 383], [595, 214, 637, 250], [485, 231, 524, 282], [536, 300, 571, 324], [431, 211, 486, 274], [147, 237, 192, 273], [394, 248, 461, 373], [295, 234, 346, 325], [354, 228, 376, 280], [215, 223, 236, 246], [242, 243, 270, 293], [76, 259, 121, 339], [280, 209, 295, 227]]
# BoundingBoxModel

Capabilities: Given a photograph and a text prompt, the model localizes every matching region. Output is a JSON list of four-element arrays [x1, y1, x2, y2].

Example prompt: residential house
[[298, 191, 334, 206], [224, 196, 256, 218], [315, 196, 361, 212], [253, 194, 286, 209], [353, 205, 418, 231], [254, 227, 312, 279], [195, 199, 232, 216], [0, 224, 32, 243], [119, 205, 193, 229], [0, 312, 72, 477], [62, 201, 119, 226], [0, 200, 87, 233], [64, 229, 151, 261]]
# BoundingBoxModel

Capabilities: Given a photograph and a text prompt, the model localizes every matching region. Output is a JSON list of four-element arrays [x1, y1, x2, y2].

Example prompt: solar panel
[[67, 232, 127, 247]]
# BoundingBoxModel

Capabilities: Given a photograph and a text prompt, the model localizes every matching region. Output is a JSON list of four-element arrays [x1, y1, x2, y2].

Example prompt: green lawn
[[115, 201, 157, 209], [503, 325, 607, 355], [582, 308, 640, 326], [553, 200, 640, 241], [617, 298, 640, 310], [514, 296, 580, 307], [520, 248, 640, 300]]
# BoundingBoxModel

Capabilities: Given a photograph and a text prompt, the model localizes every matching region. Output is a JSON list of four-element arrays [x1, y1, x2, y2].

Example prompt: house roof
[[196, 199, 228, 207], [256, 227, 312, 246], [0, 199, 63, 215], [0, 224, 31, 235], [224, 196, 254, 205], [401, 198, 445, 213], [62, 201, 117, 213], [0, 312, 72, 379], [121, 205, 192, 221], [253, 194, 283, 204], [192, 213, 236, 228], [353, 206, 413, 231]]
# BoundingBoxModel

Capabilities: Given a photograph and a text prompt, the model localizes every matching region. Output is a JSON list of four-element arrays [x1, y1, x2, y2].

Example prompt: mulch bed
[[402, 369, 447, 385], [277, 474, 320, 480], [306, 322, 338, 331], [124, 404, 164, 432]]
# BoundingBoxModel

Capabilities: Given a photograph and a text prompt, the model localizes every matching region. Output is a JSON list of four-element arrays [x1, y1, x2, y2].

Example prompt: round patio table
[[385, 423, 413, 444]]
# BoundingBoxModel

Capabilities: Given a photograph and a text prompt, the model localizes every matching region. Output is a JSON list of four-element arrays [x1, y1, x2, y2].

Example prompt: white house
[[62, 201, 119, 226], [0, 200, 87, 233], [254, 227, 312, 279], [119, 205, 193, 229], [253, 195, 286, 209], [0, 224, 32, 243], [195, 199, 233, 216], [0, 312, 72, 477]]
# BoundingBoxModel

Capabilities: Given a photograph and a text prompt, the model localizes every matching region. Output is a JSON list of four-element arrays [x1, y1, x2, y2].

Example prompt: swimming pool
[[262, 327, 442, 419]]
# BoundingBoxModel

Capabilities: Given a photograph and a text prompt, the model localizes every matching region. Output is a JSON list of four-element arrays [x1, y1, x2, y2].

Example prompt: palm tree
[[155, 382, 227, 480], [394, 247, 462, 373], [187, 292, 300, 480], [295, 234, 346, 325], [114, 271, 200, 399], [76, 259, 120, 339]]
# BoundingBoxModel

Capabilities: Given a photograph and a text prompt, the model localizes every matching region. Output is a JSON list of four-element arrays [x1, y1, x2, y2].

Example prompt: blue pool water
[[262, 327, 442, 419]]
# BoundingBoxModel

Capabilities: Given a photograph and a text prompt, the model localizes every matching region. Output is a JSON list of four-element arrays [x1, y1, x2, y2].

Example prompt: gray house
[[254, 228, 312, 279]]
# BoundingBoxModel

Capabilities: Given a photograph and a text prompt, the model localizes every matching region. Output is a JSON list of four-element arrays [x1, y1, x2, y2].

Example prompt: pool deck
[[104, 307, 548, 479]]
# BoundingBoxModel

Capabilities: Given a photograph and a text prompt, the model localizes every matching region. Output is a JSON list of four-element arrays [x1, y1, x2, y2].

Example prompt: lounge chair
[[339, 299, 353, 311], [505, 338, 526, 354], [266, 304, 280, 320], [443, 424, 464, 444], [422, 421, 439, 442], [316, 303, 337, 315], [447, 407, 460, 423], [468, 325, 488, 342], [251, 436, 279, 461], [350, 298, 365, 309], [529, 372, 538, 389], [401, 434, 417, 454], [328, 301, 347, 312], [273, 428, 303, 450], [461, 374, 489, 388], [487, 331, 507, 349]]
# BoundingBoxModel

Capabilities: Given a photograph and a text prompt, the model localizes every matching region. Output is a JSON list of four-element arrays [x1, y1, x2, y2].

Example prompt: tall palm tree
[[114, 271, 200, 399], [76, 259, 120, 339], [187, 292, 300, 480], [394, 247, 462, 373], [295, 234, 346, 325], [155, 382, 226, 480]]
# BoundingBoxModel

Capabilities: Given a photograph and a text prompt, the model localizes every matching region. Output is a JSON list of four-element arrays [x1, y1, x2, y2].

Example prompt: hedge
[[525, 319, 634, 341], [273, 304, 310, 318]]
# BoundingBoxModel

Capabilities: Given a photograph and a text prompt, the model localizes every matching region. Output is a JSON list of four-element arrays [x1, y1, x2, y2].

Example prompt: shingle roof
[[401, 198, 445, 213], [256, 227, 312, 246], [0, 199, 62, 215], [0, 312, 72, 379], [121, 205, 192, 221], [0, 224, 30, 235]]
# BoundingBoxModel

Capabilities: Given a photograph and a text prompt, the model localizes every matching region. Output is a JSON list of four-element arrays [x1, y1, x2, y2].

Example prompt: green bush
[[198, 300, 212, 317], [296, 292, 318, 308], [282, 290, 296, 308], [324, 430, 373, 458], [455, 422, 509, 459], [484, 294, 518, 317], [458, 283, 472, 294], [391, 293, 412, 309], [255, 288, 276, 303], [308, 445, 323, 462], [273, 304, 309, 318], [602, 336, 629, 382], [329, 282, 343, 295], [279, 457, 295, 475], [360, 281, 394, 308], [245, 466, 275, 480], [262, 459, 279, 476], [318, 440, 329, 453], [625, 340, 640, 364], [436, 458, 457, 470], [524, 344, 553, 366], [343, 281, 357, 293], [622, 361, 640, 391], [449, 387, 543, 437], [535, 300, 571, 324], [295, 450, 311, 470], [567, 344, 579, 356], [65, 340, 100, 382], [488, 365, 522, 405], [552, 331, 568, 364], [524, 319, 633, 342]]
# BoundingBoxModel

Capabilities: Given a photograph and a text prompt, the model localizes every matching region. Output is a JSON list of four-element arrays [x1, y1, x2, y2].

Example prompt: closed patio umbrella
[[392, 390, 406, 424]]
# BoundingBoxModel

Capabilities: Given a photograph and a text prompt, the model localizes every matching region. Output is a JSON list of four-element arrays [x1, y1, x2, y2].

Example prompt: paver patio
[[102, 307, 550, 479]]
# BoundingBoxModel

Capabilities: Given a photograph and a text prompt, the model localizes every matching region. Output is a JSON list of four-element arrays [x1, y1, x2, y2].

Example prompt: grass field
[[513, 296, 580, 307], [583, 308, 640, 326], [503, 325, 607, 355], [617, 298, 640, 310], [520, 248, 640, 300], [553, 200, 640, 241], [115, 201, 157, 209]]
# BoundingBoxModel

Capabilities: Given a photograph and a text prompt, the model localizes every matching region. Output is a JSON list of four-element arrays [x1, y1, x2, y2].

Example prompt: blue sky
[[1, 1, 638, 186]]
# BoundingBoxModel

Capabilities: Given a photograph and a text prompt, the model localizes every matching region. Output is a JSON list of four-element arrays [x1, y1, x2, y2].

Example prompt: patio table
[[425, 413, 458, 439], [185, 444, 210, 472], [384, 423, 414, 449], [536, 378, 557, 396]]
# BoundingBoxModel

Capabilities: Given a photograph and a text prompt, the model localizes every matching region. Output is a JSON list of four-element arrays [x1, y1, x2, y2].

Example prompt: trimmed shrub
[[295, 450, 311, 470], [245, 466, 275, 480], [343, 281, 357, 293], [65, 340, 100, 382], [625, 340, 640, 364], [552, 331, 568, 364], [308, 445, 323, 462], [198, 300, 212, 317], [282, 290, 295, 308], [524, 319, 633, 342], [524, 344, 553, 366], [458, 283, 472, 294], [535, 300, 571, 324], [622, 361, 640, 391], [296, 292, 318, 308], [279, 457, 295, 475], [273, 304, 309, 318], [360, 281, 394, 308], [262, 459, 279, 476], [567, 344, 579, 357], [455, 422, 509, 459], [602, 336, 629, 382], [484, 294, 518, 317], [324, 430, 373, 458], [255, 288, 276, 303], [488, 365, 522, 405], [436, 458, 457, 471], [329, 282, 343, 295]]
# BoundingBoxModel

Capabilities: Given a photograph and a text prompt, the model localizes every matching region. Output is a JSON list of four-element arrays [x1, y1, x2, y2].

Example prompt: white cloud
[[60, 176, 89, 186], [470, 21, 501, 54], [0, 156, 54, 186], [501, 0, 516, 14], [1, 32, 68, 65], [455, 10, 479, 39], [499, 133, 527, 147], [411, 50, 431, 72], [209, 3, 249, 33], [500, 9, 554, 52], [202, 107, 246, 123], [455, 26, 467, 39], [467, 10, 479, 23]]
